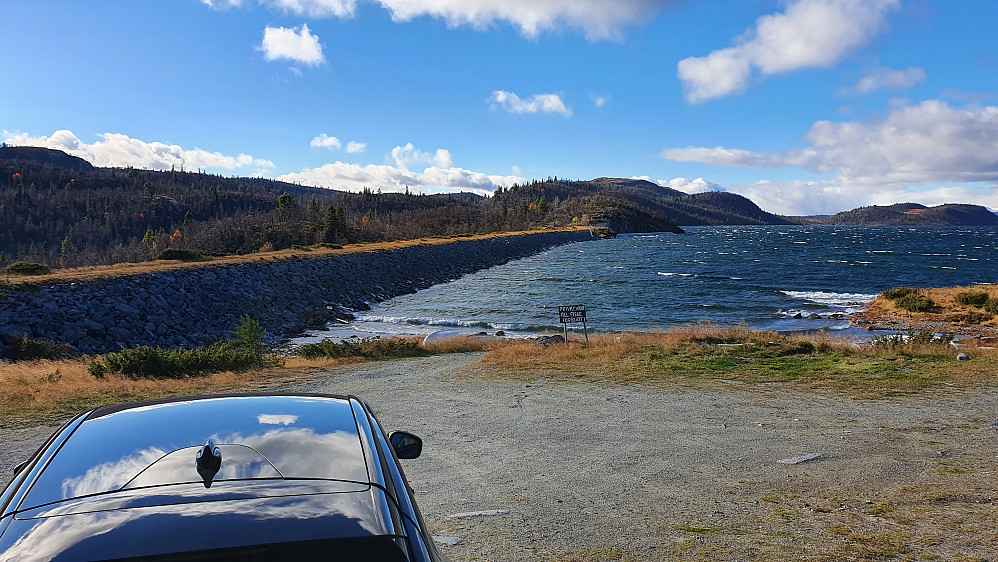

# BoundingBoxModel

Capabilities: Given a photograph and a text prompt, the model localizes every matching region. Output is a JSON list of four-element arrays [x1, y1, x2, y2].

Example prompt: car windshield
[[20, 396, 370, 510]]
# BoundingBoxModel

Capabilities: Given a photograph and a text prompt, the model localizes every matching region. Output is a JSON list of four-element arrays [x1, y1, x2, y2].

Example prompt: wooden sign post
[[558, 304, 589, 347]]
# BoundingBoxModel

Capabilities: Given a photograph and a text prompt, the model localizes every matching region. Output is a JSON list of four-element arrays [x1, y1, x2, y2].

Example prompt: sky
[[2, 0, 997, 215]]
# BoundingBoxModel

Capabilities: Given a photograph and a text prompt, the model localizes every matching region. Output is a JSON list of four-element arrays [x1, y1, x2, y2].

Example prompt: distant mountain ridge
[[802, 203, 998, 226], [516, 177, 793, 228], [0, 145, 95, 171]]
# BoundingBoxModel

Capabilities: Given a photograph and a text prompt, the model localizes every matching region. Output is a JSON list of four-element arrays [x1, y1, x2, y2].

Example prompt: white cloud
[[488, 90, 572, 117], [4, 129, 275, 173], [277, 161, 523, 196], [259, 24, 325, 66], [204, 0, 674, 40], [279, 161, 419, 192], [511, 165, 524, 176], [659, 177, 726, 194], [658, 100, 998, 214], [851, 66, 926, 94], [592, 95, 607, 108], [278, 143, 523, 195], [677, 0, 900, 103], [201, 0, 244, 9], [375, 0, 671, 40], [346, 141, 366, 153], [310, 133, 342, 149], [724, 180, 998, 216], [391, 143, 453, 170], [267, 0, 357, 18], [660, 100, 998, 186], [659, 146, 788, 168]]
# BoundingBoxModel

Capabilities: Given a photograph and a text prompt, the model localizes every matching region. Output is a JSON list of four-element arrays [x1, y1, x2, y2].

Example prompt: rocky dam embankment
[[0, 230, 594, 357]]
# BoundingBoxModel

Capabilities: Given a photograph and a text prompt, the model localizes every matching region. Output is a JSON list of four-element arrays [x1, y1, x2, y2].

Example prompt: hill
[[0, 145, 94, 171], [510, 177, 794, 227], [803, 203, 998, 226], [0, 147, 793, 269]]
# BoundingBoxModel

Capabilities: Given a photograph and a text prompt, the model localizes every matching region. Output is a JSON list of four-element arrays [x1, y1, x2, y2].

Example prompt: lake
[[299, 226, 996, 342]]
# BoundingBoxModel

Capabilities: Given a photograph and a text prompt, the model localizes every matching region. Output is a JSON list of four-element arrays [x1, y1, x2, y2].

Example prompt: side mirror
[[12, 460, 28, 475], [388, 431, 422, 459]]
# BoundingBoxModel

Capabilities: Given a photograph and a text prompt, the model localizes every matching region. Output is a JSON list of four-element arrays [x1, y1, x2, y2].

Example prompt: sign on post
[[557, 305, 589, 346]]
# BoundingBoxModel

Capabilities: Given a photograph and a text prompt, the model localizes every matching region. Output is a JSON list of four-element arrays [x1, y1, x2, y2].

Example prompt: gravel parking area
[[3, 353, 996, 560]]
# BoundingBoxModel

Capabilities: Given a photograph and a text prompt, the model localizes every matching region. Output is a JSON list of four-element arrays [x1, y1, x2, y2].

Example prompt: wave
[[780, 290, 877, 307], [355, 314, 567, 333], [658, 272, 743, 280]]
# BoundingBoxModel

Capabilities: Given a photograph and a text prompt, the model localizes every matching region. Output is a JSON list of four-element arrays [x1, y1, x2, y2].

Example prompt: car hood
[[0, 482, 398, 560]]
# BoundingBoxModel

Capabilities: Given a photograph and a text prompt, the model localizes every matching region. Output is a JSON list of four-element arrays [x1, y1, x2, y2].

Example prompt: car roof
[[18, 394, 374, 511]]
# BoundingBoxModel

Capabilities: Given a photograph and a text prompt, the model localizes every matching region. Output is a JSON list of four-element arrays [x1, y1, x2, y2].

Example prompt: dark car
[[0, 394, 449, 561]]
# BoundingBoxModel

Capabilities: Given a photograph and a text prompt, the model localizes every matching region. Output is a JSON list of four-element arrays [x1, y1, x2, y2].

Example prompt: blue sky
[[3, 0, 997, 215]]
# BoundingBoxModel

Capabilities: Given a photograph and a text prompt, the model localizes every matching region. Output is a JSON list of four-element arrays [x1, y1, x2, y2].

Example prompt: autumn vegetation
[[5, 326, 995, 424]]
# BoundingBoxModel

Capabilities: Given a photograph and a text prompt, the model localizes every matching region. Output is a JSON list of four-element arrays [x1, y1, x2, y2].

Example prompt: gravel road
[[3, 353, 996, 560]]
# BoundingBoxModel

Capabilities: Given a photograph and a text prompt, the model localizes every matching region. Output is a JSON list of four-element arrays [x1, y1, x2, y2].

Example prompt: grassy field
[[475, 325, 996, 398], [3, 326, 994, 426]]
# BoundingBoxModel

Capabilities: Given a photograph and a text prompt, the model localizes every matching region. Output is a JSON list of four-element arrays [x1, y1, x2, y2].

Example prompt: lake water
[[298, 226, 997, 343]]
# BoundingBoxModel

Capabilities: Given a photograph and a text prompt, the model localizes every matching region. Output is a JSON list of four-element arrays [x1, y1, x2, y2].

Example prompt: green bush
[[4, 262, 51, 276], [894, 293, 935, 313], [311, 243, 343, 250], [231, 315, 266, 360], [300, 337, 429, 360], [156, 248, 210, 262], [954, 291, 990, 307], [6, 334, 74, 360], [984, 299, 998, 315], [881, 286, 918, 301], [88, 342, 258, 379], [290, 244, 311, 251]]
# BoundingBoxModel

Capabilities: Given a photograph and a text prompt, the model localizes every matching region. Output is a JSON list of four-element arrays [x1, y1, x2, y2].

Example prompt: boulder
[[533, 335, 566, 347]]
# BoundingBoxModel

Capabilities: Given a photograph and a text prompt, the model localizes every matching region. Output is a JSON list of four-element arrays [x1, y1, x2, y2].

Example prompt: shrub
[[6, 334, 74, 360], [156, 248, 210, 262], [231, 315, 266, 361], [311, 243, 343, 250], [88, 342, 258, 379], [954, 290, 990, 307], [4, 262, 51, 276], [300, 337, 429, 360], [290, 244, 311, 251], [894, 293, 935, 313], [881, 287, 918, 301], [984, 299, 998, 315]]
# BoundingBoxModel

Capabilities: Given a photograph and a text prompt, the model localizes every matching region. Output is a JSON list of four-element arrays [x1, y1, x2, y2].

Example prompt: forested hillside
[[0, 147, 796, 269], [805, 203, 998, 226]]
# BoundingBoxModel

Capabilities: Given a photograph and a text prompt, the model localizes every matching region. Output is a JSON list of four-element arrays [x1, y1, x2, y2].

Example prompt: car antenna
[[195, 439, 222, 488]]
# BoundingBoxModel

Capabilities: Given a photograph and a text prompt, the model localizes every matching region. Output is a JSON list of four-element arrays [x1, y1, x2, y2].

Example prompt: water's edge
[[0, 230, 594, 357]]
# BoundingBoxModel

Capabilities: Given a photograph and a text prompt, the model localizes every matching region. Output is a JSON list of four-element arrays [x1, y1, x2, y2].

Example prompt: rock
[[956, 353, 969, 361], [777, 453, 822, 465], [446, 510, 511, 519], [533, 335, 566, 347], [433, 536, 464, 546], [423, 330, 464, 346], [495, 331, 506, 337], [807, 313, 822, 320]]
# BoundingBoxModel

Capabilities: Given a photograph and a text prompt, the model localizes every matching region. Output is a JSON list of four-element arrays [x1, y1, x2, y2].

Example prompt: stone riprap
[[0, 230, 593, 357]]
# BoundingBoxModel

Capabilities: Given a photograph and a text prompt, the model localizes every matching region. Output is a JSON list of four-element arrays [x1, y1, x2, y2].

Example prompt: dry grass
[[0, 355, 367, 426], [0, 228, 588, 288], [475, 324, 998, 397], [855, 284, 998, 332], [0, 336, 495, 425]]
